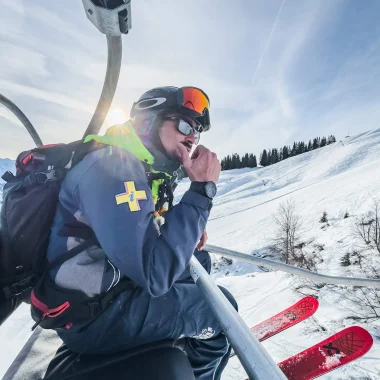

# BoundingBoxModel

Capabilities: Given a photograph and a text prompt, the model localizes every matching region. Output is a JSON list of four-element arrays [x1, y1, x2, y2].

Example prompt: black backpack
[[0, 141, 91, 325], [0, 141, 138, 329], [0, 140, 175, 329]]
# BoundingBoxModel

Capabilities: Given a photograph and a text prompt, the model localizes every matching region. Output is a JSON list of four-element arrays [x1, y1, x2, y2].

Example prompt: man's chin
[[172, 145, 190, 164]]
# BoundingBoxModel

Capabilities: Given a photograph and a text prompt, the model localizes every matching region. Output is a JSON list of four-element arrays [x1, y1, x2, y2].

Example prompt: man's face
[[158, 112, 199, 161]]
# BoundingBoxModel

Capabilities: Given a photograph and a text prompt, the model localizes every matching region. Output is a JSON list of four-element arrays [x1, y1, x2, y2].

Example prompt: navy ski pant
[[57, 250, 238, 380]]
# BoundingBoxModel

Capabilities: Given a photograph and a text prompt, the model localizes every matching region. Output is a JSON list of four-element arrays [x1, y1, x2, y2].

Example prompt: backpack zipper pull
[[31, 315, 45, 331]]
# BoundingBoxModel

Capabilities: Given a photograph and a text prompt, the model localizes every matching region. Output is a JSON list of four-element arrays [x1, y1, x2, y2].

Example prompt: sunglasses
[[162, 116, 201, 144]]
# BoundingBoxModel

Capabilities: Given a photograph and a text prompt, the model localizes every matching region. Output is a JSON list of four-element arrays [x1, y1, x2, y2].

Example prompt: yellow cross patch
[[115, 181, 147, 212]]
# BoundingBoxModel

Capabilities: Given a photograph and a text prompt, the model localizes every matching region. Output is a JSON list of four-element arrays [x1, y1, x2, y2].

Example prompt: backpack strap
[[2, 275, 38, 300], [47, 236, 99, 271], [1, 237, 99, 300]]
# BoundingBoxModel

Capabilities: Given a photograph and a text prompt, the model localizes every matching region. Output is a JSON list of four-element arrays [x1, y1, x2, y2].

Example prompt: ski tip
[[350, 325, 374, 350], [303, 295, 319, 310]]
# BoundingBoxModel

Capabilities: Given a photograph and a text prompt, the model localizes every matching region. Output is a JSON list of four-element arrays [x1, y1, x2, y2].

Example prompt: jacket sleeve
[[74, 150, 211, 297]]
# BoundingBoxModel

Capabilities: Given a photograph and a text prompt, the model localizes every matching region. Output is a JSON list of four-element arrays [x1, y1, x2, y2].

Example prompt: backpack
[[0, 141, 96, 325], [0, 139, 178, 329]]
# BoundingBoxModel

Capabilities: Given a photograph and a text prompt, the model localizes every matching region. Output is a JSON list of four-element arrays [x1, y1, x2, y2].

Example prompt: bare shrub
[[345, 287, 380, 321], [314, 243, 325, 251], [272, 200, 322, 270], [220, 257, 233, 265], [272, 199, 302, 264], [340, 250, 365, 268], [352, 198, 380, 253]]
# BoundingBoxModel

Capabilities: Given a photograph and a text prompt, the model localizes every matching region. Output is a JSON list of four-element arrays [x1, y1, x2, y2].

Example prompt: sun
[[105, 108, 128, 126], [99, 107, 128, 135]]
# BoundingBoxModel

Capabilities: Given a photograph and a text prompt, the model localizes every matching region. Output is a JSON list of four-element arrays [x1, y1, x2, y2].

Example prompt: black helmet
[[130, 86, 211, 132]]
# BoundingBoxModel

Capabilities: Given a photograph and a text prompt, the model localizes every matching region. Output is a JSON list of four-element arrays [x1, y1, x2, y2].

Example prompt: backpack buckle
[[88, 301, 101, 319], [1, 171, 15, 182], [4, 276, 36, 298], [35, 170, 59, 183]]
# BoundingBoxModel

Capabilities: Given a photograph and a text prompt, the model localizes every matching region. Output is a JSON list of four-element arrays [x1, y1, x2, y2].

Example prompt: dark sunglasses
[[162, 116, 201, 144]]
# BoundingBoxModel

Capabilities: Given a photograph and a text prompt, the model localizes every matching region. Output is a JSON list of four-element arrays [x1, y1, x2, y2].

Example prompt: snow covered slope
[[176, 130, 380, 379], [1, 130, 380, 379]]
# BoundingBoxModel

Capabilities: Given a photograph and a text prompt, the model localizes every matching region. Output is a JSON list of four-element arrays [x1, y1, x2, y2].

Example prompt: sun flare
[[105, 108, 128, 126]]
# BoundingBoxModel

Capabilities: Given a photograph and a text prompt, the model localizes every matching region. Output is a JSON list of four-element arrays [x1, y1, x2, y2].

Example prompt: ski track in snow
[[2, 131, 380, 379]]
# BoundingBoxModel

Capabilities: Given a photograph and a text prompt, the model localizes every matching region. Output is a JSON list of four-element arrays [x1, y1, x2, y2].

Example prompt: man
[[32, 86, 237, 380]]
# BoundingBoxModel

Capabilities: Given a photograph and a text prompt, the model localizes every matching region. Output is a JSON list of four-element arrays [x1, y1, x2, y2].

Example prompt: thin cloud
[[251, 0, 287, 85], [1, 0, 380, 162], [0, 80, 94, 114]]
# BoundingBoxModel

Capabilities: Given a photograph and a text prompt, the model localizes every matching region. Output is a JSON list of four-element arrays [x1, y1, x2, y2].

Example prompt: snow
[[1, 130, 380, 379]]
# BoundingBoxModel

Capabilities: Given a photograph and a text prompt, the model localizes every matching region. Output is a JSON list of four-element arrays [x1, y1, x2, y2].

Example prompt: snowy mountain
[[1, 130, 380, 379], [0, 158, 15, 202]]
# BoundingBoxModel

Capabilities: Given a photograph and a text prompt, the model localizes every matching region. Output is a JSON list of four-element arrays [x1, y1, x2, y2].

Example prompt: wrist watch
[[190, 181, 217, 199]]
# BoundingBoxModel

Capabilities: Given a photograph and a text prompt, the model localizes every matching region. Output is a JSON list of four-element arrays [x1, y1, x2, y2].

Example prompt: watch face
[[205, 182, 217, 198]]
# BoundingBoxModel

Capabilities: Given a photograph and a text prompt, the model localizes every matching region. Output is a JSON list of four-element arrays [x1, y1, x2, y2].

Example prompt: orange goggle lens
[[181, 87, 210, 116]]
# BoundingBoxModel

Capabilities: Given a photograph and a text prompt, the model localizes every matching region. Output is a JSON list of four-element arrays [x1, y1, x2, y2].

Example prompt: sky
[[1, 0, 380, 160]]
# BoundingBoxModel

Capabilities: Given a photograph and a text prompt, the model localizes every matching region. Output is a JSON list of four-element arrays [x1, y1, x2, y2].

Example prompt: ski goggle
[[180, 87, 210, 117], [162, 116, 201, 144]]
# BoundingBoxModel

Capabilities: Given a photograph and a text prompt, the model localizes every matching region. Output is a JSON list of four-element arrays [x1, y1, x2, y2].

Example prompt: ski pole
[[189, 255, 287, 380], [204, 244, 380, 288]]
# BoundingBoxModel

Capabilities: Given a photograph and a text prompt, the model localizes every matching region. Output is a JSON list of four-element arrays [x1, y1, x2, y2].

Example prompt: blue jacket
[[47, 144, 212, 298]]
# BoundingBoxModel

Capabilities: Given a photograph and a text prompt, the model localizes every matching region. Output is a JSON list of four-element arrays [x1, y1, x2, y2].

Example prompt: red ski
[[252, 296, 319, 342], [231, 296, 318, 358], [278, 326, 373, 380]]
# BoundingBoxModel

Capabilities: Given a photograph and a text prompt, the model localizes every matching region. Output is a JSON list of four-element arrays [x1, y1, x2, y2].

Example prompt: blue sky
[[1, 0, 380, 159]]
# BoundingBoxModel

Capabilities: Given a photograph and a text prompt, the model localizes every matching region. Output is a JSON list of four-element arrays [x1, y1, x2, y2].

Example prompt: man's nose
[[186, 132, 195, 144]]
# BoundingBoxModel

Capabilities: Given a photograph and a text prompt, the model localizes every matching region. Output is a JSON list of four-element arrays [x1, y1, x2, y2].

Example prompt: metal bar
[[205, 244, 380, 288], [0, 93, 43, 147], [189, 255, 287, 380], [82, 34, 122, 138]]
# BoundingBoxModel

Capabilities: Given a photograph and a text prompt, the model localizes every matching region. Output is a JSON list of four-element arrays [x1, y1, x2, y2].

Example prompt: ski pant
[[57, 250, 238, 380]]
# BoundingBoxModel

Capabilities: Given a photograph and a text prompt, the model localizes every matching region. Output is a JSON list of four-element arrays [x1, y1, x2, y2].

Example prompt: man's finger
[[190, 145, 207, 160], [177, 143, 191, 167]]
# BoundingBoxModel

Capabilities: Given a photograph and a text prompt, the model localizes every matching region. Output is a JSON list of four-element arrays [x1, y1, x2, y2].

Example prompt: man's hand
[[197, 230, 208, 250], [177, 145, 221, 183]]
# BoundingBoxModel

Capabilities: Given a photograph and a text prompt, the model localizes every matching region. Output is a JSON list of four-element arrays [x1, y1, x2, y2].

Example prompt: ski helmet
[[130, 86, 211, 136]]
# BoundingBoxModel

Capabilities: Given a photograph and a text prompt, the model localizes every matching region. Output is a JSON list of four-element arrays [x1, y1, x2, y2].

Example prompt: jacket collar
[[84, 121, 180, 177]]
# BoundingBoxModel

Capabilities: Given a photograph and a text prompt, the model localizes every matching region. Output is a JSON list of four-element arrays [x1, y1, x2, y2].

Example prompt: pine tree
[[308, 140, 312, 151], [272, 148, 279, 164], [267, 149, 273, 165], [279, 147, 283, 161], [253, 155, 257, 167], [312, 138, 319, 150], [259, 149, 268, 166], [224, 155, 230, 170], [297, 141, 304, 155], [230, 154, 235, 169], [243, 153, 249, 168], [232, 154, 241, 169], [320, 136, 327, 147], [282, 145, 289, 160], [237, 154, 241, 168], [327, 135, 336, 144], [291, 142, 297, 156], [247, 154, 254, 168], [320, 211, 328, 223]]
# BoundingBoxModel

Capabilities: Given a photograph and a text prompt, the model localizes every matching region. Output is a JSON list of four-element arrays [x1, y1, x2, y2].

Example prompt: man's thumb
[[177, 144, 191, 168]]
